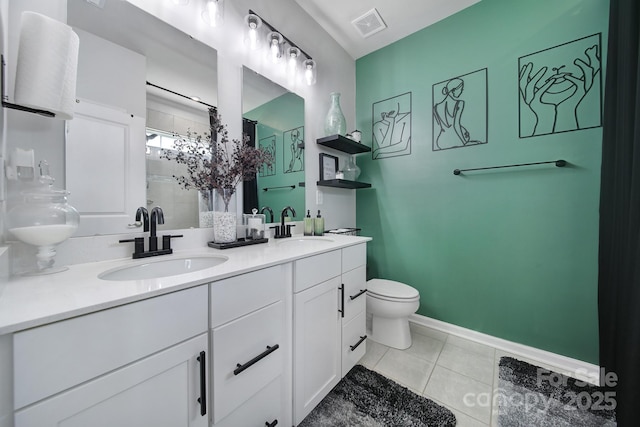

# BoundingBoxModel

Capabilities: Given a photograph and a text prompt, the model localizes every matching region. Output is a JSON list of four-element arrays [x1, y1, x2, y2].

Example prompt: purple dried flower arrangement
[[160, 113, 273, 211]]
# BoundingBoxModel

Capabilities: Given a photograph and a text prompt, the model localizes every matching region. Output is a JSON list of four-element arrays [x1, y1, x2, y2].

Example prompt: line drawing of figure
[[259, 136, 276, 177], [372, 93, 411, 160], [519, 37, 601, 137], [284, 127, 304, 173], [433, 77, 483, 150]]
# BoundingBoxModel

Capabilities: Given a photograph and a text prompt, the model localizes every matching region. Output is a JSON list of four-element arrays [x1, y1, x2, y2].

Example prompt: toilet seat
[[367, 279, 419, 301]]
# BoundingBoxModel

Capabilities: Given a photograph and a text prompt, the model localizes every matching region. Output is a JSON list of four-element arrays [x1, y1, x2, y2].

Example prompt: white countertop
[[0, 235, 370, 335]]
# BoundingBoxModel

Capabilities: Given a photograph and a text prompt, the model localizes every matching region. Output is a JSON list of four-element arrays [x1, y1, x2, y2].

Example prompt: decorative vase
[[324, 92, 346, 136], [342, 155, 361, 181], [212, 188, 237, 243], [198, 189, 215, 228]]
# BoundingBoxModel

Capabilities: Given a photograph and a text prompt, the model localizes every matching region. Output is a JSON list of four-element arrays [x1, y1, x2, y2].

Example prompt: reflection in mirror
[[67, 0, 217, 234], [242, 67, 305, 221]]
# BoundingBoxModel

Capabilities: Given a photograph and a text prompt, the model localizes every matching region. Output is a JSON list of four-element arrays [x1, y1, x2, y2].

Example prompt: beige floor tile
[[424, 365, 493, 424], [438, 342, 495, 385], [409, 321, 449, 342], [374, 348, 434, 394], [403, 332, 445, 363], [446, 334, 495, 357], [359, 339, 389, 370]]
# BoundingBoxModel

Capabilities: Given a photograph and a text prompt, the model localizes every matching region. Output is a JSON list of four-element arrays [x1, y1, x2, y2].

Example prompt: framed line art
[[319, 153, 339, 181]]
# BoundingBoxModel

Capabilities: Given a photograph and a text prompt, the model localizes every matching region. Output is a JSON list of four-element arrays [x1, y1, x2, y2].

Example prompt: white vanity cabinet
[[209, 264, 292, 427], [12, 285, 209, 427], [293, 243, 368, 425]]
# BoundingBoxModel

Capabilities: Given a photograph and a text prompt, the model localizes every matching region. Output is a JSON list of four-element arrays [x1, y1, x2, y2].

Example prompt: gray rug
[[299, 364, 456, 426], [498, 357, 617, 426]]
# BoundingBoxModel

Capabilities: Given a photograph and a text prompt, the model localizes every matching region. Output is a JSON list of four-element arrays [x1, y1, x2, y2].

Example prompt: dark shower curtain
[[598, 0, 640, 425], [242, 118, 259, 214]]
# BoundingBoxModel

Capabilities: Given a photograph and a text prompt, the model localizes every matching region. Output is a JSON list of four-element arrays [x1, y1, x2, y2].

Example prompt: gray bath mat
[[299, 364, 456, 426], [497, 356, 616, 426]]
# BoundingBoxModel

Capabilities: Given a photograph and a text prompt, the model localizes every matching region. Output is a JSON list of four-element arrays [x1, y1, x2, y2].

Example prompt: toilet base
[[370, 315, 412, 350]]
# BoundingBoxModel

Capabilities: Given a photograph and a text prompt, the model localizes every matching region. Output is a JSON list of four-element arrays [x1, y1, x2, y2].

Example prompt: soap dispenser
[[314, 210, 324, 236], [304, 210, 314, 236]]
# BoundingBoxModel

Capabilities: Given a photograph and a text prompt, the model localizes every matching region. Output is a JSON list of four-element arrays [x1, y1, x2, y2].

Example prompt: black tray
[[207, 238, 268, 250]]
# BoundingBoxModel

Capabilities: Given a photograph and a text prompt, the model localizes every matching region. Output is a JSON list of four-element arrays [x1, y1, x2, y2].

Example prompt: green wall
[[355, 0, 609, 363], [245, 93, 305, 217]]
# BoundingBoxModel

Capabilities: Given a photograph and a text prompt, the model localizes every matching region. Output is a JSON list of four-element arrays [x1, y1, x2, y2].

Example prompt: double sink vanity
[[0, 234, 370, 427]]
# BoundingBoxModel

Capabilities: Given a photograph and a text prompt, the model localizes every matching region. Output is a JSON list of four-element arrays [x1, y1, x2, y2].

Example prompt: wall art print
[[372, 92, 412, 160], [518, 33, 602, 138], [259, 135, 276, 177], [283, 126, 304, 173], [432, 68, 488, 151]]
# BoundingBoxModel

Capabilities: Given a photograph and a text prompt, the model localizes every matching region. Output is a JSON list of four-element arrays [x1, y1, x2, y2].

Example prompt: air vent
[[351, 8, 387, 38]]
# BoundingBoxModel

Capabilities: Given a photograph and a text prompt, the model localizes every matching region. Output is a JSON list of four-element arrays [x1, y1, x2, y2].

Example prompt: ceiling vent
[[351, 8, 387, 38]]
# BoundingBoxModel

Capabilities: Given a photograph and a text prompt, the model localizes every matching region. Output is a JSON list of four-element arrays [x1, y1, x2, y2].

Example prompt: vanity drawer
[[342, 310, 367, 377], [342, 243, 366, 273], [212, 300, 285, 423], [210, 263, 290, 328], [342, 265, 367, 322], [13, 285, 208, 409], [294, 250, 341, 293], [214, 375, 286, 427]]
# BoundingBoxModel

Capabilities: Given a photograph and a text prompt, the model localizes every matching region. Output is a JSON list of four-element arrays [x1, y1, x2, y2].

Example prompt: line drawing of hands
[[519, 62, 556, 135]]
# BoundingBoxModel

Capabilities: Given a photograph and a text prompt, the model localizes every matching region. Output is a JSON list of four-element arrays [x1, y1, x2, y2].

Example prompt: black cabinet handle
[[233, 344, 280, 376], [349, 289, 367, 300], [265, 420, 278, 427], [350, 335, 367, 351], [339, 284, 345, 318], [196, 351, 207, 416]]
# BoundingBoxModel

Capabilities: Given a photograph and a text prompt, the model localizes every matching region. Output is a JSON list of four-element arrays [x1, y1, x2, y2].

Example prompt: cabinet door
[[15, 334, 208, 427], [293, 276, 341, 425]]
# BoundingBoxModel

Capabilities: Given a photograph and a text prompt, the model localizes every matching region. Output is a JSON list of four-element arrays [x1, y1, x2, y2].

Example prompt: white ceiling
[[294, 0, 481, 59]]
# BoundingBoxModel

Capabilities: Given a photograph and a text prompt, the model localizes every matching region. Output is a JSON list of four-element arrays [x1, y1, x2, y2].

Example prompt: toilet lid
[[367, 279, 419, 299]]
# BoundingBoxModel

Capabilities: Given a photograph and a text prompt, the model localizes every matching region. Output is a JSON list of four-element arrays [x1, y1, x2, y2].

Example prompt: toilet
[[366, 279, 420, 350]]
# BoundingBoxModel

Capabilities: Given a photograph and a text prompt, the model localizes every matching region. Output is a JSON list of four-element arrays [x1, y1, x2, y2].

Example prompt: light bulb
[[304, 59, 316, 85], [202, 0, 223, 27], [245, 14, 262, 50]]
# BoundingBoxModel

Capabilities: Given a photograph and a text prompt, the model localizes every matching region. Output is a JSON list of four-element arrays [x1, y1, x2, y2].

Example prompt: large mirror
[[66, 0, 217, 234], [242, 67, 305, 222]]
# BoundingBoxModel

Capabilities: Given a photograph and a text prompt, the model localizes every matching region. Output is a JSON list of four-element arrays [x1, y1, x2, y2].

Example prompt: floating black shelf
[[317, 134, 371, 154], [317, 179, 371, 189]]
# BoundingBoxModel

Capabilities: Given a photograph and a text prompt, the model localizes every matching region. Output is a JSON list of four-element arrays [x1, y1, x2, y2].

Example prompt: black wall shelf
[[317, 179, 371, 189], [317, 134, 371, 154]]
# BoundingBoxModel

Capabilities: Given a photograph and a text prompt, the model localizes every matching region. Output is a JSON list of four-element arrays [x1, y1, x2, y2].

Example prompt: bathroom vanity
[[0, 234, 370, 427]]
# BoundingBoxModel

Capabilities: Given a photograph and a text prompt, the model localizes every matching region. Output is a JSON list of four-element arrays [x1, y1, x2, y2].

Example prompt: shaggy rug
[[298, 364, 456, 427], [497, 357, 617, 426]]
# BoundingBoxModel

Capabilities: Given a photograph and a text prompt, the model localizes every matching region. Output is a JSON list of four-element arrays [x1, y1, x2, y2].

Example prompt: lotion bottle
[[304, 210, 314, 236], [314, 210, 324, 236]]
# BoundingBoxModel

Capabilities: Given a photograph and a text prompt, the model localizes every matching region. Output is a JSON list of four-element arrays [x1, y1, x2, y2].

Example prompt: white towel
[[14, 12, 79, 120]]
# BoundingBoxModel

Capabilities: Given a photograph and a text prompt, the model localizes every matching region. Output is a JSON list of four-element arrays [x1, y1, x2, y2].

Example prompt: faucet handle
[[162, 234, 183, 251], [119, 237, 145, 257]]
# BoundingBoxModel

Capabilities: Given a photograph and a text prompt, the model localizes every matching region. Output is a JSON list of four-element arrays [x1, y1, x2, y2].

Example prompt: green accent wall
[[355, 0, 609, 364], [245, 92, 305, 217]]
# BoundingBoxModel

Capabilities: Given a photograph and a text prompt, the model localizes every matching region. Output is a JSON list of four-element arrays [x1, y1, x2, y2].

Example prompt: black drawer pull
[[233, 344, 280, 376], [339, 284, 345, 318], [350, 335, 367, 351], [196, 351, 207, 416], [349, 289, 367, 300], [265, 419, 278, 427]]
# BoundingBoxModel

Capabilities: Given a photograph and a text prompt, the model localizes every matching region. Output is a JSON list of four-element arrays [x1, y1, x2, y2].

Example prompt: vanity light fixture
[[202, 0, 223, 27], [244, 13, 263, 50], [267, 31, 284, 64], [244, 10, 317, 85], [303, 59, 317, 86]]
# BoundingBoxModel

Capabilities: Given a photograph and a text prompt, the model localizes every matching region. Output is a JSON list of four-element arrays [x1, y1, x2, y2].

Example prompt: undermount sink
[[99, 255, 228, 281], [277, 236, 335, 247]]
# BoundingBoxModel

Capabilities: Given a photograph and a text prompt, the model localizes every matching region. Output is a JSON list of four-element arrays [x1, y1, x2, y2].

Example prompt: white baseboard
[[409, 313, 601, 386]]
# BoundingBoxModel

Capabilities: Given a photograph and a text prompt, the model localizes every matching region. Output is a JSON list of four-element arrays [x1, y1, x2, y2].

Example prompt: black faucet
[[260, 206, 274, 223], [149, 207, 165, 251], [119, 206, 182, 258], [136, 206, 149, 232], [274, 206, 296, 239]]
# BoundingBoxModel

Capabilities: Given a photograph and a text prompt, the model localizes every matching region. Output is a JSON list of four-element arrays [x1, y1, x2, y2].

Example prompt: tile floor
[[360, 322, 573, 427]]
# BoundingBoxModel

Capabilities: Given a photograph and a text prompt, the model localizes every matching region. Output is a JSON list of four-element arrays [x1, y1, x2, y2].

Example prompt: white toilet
[[366, 279, 420, 350]]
